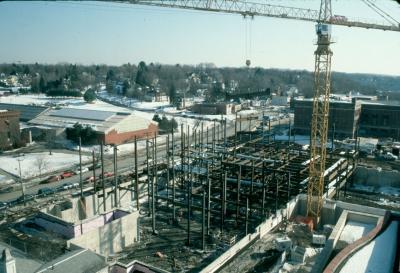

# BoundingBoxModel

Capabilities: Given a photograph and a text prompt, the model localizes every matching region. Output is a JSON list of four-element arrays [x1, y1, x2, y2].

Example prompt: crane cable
[[244, 15, 253, 67], [361, 0, 399, 26]]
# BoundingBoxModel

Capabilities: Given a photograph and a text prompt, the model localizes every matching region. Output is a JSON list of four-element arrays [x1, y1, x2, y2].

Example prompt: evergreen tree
[[84, 89, 96, 102]]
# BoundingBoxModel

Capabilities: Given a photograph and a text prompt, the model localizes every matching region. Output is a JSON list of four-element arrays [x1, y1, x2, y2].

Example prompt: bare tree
[[36, 155, 49, 178]]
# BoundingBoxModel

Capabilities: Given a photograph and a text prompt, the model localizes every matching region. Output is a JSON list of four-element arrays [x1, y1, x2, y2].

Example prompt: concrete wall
[[34, 212, 75, 238], [42, 181, 136, 222], [199, 195, 300, 273], [324, 211, 390, 273], [353, 166, 400, 188], [68, 210, 139, 256], [36, 208, 133, 240]]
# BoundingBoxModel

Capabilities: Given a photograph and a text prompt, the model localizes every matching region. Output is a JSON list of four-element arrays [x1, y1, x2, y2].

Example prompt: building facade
[[294, 99, 400, 140], [359, 103, 400, 139], [293, 99, 361, 138], [28, 108, 158, 145], [191, 102, 241, 115], [0, 110, 20, 150]]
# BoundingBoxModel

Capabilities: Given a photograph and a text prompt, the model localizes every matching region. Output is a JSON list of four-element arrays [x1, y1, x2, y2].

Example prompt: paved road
[[0, 116, 289, 203]]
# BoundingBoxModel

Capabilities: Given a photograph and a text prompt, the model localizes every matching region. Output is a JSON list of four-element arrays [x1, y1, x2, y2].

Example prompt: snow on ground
[[274, 133, 310, 146], [339, 221, 399, 273], [0, 93, 133, 113], [0, 152, 91, 179], [0, 174, 13, 185], [339, 220, 375, 244], [0, 93, 82, 106], [66, 99, 133, 113], [64, 136, 162, 156], [350, 183, 375, 193], [375, 198, 400, 208], [131, 101, 170, 110], [378, 186, 400, 197], [237, 109, 259, 116], [98, 91, 170, 110], [162, 107, 181, 114], [350, 184, 400, 199]]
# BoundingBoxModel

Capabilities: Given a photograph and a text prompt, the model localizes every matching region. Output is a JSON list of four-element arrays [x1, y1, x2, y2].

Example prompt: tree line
[[1, 62, 399, 101]]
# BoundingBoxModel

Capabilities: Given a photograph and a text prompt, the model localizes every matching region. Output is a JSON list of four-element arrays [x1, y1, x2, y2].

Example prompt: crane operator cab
[[315, 23, 331, 37]]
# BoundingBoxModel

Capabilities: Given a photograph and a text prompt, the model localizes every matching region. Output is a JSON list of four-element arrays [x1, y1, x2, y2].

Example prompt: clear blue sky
[[0, 1, 399, 75]]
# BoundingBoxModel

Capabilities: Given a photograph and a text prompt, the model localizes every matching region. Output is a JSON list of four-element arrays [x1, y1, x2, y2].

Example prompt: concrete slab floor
[[218, 232, 280, 273], [117, 204, 257, 273]]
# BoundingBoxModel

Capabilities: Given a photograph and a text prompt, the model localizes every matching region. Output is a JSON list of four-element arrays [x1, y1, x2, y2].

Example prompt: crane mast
[[307, 0, 333, 221]]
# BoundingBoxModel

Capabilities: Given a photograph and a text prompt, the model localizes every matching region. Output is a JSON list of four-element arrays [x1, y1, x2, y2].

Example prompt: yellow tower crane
[[307, 0, 333, 221], [110, 0, 400, 220]]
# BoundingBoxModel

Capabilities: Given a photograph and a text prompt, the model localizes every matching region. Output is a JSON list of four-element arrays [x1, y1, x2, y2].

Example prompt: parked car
[[13, 194, 35, 204], [37, 187, 55, 196], [73, 167, 89, 174], [61, 183, 73, 190], [99, 172, 113, 179], [88, 162, 102, 171], [42, 175, 60, 184], [85, 176, 95, 183], [61, 171, 74, 179], [0, 202, 8, 211]]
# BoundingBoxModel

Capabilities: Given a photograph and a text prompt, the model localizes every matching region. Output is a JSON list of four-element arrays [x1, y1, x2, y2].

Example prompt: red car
[[61, 171, 74, 179], [99, 172, 113, 179], [43, 175, 60, 184]]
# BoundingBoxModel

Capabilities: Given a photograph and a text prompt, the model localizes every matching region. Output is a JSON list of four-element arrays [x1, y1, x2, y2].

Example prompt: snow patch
[[339, 221, 374, 244], [339, 221, 398, 273], [0, 152, 91, 179]]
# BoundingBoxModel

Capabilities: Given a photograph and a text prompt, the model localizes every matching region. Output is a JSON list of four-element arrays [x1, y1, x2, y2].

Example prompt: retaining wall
[[42, 181, 135, 223], [198, 196, 298, 273], [68, 210, 139, 256], [353, 166, 400, 187], [323, 211, 391, 273]]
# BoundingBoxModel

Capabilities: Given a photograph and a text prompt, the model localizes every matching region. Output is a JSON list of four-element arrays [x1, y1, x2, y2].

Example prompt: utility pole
[[92, 150, 97, 195], [17, 155, 25, 206], [146, 137, 151, 216], [113, 145, 118, 208], [101, 141, 106, 212], [79, 137, 83, 199], [152, 134, 157, 235], [134, 136, 139, 210]]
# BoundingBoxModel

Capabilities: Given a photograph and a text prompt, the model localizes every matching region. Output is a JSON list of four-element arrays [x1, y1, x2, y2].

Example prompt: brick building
[[293, 99, 361, 138], [359, 102, 400, 139], [191, 102, 241, 115], [0, 110, 21, 150], [294, 99, 400, 140], [28, 108, 158, 145]]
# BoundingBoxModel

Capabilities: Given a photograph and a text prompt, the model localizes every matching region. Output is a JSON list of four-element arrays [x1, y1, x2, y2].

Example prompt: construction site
[[0, 1, 399, 273], [1, 114, 399, 273]]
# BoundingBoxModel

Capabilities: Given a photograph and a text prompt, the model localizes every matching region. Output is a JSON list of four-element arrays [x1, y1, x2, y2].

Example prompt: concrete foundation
[[34, 187, 140, 256], [68, 210, 139, 255], [353, 166, 400, 188], [35, 209, 139, 256], [43, 181, 135, 222]]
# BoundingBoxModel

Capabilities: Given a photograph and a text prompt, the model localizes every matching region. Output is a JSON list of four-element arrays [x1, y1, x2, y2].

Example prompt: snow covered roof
[[0, 103, 48, 121], [49, 108, 115, 121], [28, 108, 156, 134]]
